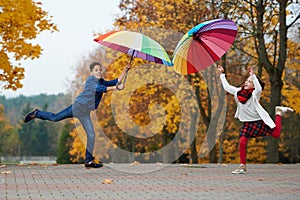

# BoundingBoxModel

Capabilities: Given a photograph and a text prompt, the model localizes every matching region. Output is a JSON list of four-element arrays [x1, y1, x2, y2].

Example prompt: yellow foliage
[[69, 121, 86, 162], [69, 0, 299, 164], [282, 83, 300, 113], [246, 138, 267, 163], [0, 0, 58, 90]]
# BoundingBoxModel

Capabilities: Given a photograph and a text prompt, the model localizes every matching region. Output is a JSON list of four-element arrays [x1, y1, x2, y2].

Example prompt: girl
[[217, 65, 293, 174], [24, 62, 130, 168]]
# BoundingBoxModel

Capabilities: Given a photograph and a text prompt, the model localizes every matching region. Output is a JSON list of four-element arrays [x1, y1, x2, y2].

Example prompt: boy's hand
[[116, 82, 125, 90], [125, 64, 131, 72]]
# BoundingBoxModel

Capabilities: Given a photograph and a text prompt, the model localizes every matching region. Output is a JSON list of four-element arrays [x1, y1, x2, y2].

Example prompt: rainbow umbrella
[[172, 19, 237, 75], [94, 30, 173, 66]]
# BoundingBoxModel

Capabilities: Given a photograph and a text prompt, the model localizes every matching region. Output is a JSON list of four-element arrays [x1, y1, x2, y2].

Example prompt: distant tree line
[[0, 93, 76, 163]]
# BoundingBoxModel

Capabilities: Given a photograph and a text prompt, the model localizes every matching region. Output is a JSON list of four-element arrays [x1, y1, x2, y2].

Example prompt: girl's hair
[[240, 76, 265, 90], [89, 62, 102, 71]]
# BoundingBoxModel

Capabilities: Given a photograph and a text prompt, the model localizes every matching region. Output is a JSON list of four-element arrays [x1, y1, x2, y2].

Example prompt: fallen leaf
[[0, 165, 6, 169], [257, 178, 266, 181], [103, 179, 113, 184], [1, 171, 11, 174], [130, 161, 140, 165]]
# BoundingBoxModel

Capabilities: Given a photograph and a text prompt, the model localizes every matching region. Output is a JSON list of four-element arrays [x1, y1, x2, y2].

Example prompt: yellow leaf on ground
[[130, 161, 140, 165], [1, 171, 11, 174], [103, 179, 113, 184]]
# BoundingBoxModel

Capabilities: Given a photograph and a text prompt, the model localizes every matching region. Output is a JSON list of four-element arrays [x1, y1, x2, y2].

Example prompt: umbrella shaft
[[118, 71, 128, 87]]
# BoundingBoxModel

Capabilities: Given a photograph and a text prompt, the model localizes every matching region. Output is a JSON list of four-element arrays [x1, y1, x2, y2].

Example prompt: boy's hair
[[89, 62, 102, 71]]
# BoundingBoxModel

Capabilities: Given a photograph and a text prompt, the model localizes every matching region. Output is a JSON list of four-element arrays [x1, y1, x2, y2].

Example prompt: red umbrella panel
[[172, 19, 238, 75]]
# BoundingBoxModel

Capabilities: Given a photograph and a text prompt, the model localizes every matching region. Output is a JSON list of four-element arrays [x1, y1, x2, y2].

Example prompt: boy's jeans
[[35, 104, 95, 162]]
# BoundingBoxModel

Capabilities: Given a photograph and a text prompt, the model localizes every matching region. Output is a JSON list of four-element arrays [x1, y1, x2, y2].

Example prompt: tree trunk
[[190, 138, 198, 163], [218, 133, 223, 164], [267, 75, 283, 163], [162, 128, 169, 163], [256, 0, 288, 163], [190, 110, 198, 163]]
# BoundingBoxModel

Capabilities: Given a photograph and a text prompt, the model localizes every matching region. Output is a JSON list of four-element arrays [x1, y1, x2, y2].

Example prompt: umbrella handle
[[116, 70, 128, 90], [116, 50, 134, 90]]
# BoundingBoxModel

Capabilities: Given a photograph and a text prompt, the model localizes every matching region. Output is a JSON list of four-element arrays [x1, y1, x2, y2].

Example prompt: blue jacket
[[75, 75, 118, 111]]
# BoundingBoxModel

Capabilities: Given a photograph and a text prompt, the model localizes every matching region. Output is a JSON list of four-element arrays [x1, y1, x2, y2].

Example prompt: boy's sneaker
[[275, 106, 294, 116], [232, 164, 247, 174], [24, 109, 38, 123], [84, 160, 103, 168]]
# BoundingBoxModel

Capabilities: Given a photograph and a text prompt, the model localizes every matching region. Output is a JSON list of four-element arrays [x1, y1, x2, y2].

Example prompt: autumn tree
[[0, 104, 20, 161], [115, 0, 238, 164], [0, 0, 57, 91], [220, 0, 300, 163], [68, 0, 299, 164]]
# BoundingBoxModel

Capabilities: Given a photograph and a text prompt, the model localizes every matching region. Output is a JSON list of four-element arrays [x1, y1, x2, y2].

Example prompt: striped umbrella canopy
[[172, 19, 238, 75], [94, 30, 173, 66]]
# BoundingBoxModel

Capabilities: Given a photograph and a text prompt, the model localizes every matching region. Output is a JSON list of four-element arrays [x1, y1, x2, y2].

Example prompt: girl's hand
[[248, 66, 254, 76], [217, 65, 224, 73]]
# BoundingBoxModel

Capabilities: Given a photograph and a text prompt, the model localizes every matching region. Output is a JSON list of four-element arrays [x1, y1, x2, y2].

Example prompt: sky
[[2, 0, 120, 98]]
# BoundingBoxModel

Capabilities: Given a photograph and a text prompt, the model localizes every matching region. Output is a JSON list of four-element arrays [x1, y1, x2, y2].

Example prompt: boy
[[24, 62, 130, 168]]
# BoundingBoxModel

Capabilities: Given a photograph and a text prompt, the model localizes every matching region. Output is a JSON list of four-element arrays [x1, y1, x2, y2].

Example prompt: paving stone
[[0, 163, 299, 199]]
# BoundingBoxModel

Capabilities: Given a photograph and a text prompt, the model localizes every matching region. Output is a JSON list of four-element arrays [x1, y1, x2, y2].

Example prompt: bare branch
[[287, 13, 300, 29]]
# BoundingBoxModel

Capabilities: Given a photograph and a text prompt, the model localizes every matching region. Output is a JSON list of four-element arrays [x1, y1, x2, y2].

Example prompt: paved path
[[1, 163, 299, 200]]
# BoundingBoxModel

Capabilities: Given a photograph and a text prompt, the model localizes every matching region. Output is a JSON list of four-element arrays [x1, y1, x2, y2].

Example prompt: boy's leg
[[24, 105, 73, 122], [78, 114, 102, 168], [78, 115, 95, 162]]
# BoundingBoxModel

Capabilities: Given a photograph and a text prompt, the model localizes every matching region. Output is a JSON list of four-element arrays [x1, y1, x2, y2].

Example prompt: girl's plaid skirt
[[239, 120, 274, 138]]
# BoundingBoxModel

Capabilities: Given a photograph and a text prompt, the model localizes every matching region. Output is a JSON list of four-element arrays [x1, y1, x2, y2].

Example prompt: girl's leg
[[239, 136, 248, 164], [271, 115, 282, 138], [272, 106, 294, 138], [77, 114, 95, 163], [35, 105, 73, 122], [232, 136, 248, 174]]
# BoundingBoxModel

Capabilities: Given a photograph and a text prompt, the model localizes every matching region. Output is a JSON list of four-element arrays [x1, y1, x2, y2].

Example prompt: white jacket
[[220, 74, 275, 128]]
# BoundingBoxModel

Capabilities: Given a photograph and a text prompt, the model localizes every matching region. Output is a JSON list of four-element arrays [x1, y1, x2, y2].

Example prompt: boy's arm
[[96, 83, 118, 92], [100, 64, 131, 92]]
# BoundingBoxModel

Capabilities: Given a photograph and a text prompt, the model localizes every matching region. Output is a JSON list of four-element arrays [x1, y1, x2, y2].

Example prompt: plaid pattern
[[239, 120, 273, 138]]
